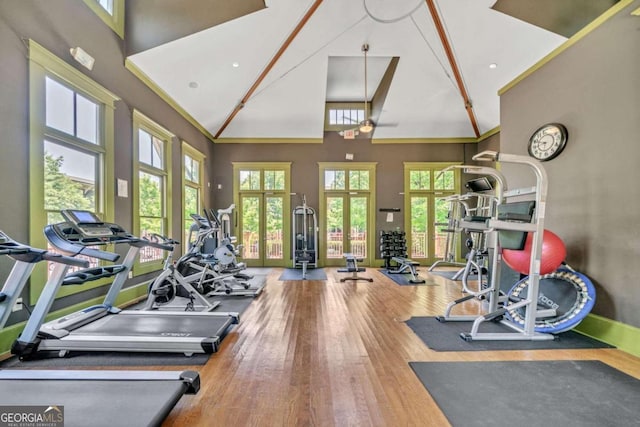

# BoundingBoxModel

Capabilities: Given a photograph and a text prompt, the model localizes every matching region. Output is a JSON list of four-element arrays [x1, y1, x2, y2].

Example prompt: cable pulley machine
[[292, 195, 318, 279]]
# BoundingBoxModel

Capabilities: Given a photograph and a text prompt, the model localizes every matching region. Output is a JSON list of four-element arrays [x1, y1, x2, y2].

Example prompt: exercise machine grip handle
[[472, 150, 499, 162], [141, 238, 175, 252], [42, 252, 90, 268]]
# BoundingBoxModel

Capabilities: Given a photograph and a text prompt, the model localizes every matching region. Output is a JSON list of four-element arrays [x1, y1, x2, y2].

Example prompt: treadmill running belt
[[71, 313, 232, 337], [0, 379, 186, 427]]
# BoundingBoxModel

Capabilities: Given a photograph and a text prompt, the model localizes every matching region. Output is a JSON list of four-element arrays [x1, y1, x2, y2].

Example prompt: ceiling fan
[[358, 43, 374, 134], [339, 44, 398, 139], [339, 43, 375, 139]]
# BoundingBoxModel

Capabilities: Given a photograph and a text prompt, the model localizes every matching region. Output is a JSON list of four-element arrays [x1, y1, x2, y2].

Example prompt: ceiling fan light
[[359, 120, 373, 133]]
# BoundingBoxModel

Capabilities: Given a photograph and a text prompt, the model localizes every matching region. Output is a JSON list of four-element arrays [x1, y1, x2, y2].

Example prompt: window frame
[[28, 39, 118, 301], [324, 102, 368, 131], [182, 142, 205, 254], [132, 109, 174, 275], [82, 0, 125, 38]]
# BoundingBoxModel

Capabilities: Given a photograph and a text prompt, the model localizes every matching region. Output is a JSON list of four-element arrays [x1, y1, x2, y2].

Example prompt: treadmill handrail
[[40, 252, 91, 268], [0, 232, 89, 267], [45, 224, 120, 262]]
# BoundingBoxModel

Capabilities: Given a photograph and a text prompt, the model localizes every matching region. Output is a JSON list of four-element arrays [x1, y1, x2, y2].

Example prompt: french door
[[323, 194, 370, 266], [404, 163, 461, 265], [408, 195, 452, 264], [239, 193, 286, 267]]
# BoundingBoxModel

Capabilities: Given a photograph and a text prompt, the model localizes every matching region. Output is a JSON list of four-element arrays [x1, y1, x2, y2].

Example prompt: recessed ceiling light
[[188, 81, 199, 88], [489, 63, 497, 69], [232, 62, 240, 68]]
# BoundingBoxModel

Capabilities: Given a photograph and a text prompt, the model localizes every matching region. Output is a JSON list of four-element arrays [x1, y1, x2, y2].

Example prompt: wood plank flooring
[[160, 268, 640, 426]]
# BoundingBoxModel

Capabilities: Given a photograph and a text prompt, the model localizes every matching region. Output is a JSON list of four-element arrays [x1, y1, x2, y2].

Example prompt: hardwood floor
[[161, 268, 640, 426]]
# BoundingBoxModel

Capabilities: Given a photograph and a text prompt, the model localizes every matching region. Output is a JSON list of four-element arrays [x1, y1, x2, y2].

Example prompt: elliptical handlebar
[[148, 233, 180, 247], [139, 237, 175, 252], [203, 210, 222, 227], [216, 204, 235, 216]]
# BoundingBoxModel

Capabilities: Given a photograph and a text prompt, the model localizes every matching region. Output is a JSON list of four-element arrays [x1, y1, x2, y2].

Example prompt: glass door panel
[[410, 196, 429, 260], [265, 195, 284, 265], [349, 196, 368, 261], [240, 195, 261, 263], [240, 194, 286, 266], [434, 197, 450, 260], [326, 196, 345, 260]]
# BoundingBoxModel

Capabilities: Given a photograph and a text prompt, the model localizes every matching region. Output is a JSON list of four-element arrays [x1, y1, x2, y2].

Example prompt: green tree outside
[[44, 153, 94, 222]]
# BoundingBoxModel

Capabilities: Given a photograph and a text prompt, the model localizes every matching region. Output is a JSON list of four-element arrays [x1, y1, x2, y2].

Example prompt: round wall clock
[[527, 123, 568, 161]]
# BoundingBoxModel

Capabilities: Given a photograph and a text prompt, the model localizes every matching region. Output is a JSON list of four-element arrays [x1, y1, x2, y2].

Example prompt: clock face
[[528, 123, 568, 161]]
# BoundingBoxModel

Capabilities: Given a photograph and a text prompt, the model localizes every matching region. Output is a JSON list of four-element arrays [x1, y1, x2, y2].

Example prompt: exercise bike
[[143, 233, 222, 312]]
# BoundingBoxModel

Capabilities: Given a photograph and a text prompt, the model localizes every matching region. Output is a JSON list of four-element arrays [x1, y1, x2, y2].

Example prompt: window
[[328, 108, 365, 126], [82, 0, 125, 38], [324, 103, 368, 131], [133, 110, 173, 274], [97, 0, 114, 14], [28, 40, 118, 299], [349, 170, 370, 190], [239, 170, 261, 190], [410, 170, 431, 190], [183, 143, 205, 251], [264, 170, 285, 190], [324, 170, 346, 190]]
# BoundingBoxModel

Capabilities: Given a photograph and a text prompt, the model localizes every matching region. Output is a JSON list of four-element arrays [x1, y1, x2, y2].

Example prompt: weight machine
[[292, 195, 318, 279], [436, 152, 595, 341]]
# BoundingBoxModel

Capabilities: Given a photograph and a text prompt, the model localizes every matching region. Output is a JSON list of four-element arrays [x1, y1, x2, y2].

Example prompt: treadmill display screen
[[63, 210, 102, 224]]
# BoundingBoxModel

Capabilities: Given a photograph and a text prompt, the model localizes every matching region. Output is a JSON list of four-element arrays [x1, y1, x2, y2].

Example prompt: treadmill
[[0, 229, 199, 427], [12, 210, 239, 358]]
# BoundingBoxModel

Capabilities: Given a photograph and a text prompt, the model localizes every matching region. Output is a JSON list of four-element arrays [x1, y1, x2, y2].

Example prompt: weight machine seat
[[339, 254, 373, 282], [389, 257, 426, 284], [337, 267, 366, 273]]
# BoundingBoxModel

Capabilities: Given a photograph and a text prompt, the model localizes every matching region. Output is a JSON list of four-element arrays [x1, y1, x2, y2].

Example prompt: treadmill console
[[61, 210, 115, 238]]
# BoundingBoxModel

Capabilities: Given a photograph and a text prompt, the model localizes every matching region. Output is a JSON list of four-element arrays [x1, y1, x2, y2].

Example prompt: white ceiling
[[128, 0, 567, 141]]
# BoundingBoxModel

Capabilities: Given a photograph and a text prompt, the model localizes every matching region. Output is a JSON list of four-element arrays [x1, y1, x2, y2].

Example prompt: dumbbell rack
[[379, 230, 407, 269]]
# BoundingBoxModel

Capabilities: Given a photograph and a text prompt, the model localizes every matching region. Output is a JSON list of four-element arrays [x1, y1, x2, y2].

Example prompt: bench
[[338, 253, 373, 282], [389, 257, 425, 284]]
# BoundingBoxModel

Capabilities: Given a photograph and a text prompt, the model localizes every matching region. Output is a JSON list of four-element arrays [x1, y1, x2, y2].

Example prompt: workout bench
[[338, 253, 373, 282], [388, 257, 426, 284]]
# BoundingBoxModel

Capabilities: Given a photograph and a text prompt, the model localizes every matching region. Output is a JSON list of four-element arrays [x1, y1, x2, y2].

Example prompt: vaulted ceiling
[[126, 0, 617, 142]]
